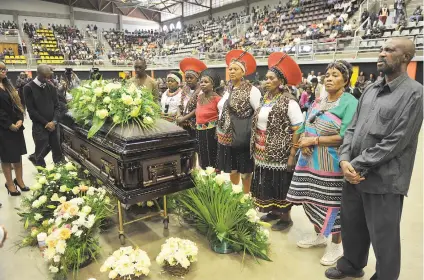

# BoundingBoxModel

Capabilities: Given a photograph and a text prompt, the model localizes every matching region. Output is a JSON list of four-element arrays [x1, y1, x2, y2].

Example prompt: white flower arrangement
[[100, 247, 151, 279], [156, 238, 198, 269]]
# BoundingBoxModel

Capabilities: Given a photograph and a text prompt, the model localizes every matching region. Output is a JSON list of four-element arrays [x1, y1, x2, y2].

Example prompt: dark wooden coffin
[[60, 114, 196, 204]]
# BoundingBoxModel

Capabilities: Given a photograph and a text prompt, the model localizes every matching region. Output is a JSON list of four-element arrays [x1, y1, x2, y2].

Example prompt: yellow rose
[[59, 228, 71, 240], [96, 109, 109, 120], [130, 106, 141, 118], [68, 205, 79, 216], [47, 239, 57, 248]]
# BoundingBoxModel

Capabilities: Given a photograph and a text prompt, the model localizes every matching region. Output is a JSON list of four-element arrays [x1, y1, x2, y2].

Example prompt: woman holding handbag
[[250, 52, 304, 231], [217, 50, 261, 193]]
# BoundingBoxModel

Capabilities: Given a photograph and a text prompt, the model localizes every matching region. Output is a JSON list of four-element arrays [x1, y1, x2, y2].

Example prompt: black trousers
[[32, 123, 63, 167], [337, 184, 404, 280]]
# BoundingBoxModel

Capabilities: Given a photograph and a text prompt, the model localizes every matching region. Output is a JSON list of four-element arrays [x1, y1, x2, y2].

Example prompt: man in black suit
[[24, 65, 63, 167]]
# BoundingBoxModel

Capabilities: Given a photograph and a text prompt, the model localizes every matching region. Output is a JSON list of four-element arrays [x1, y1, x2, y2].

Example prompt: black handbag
[[228, 89, 254, 149]]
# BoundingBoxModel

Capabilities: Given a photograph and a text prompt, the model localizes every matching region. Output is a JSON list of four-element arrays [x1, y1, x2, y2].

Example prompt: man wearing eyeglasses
[[129, 58, 159, 102], [24, 64, 64, 168], [325, 38, 423, 280]]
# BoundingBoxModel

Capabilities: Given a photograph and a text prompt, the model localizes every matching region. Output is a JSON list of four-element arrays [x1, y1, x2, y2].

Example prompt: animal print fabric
[[250, 92, 295, 168]]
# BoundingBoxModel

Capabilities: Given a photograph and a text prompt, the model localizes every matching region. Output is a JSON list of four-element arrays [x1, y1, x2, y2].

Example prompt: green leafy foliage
[[175, 170, 271, 262], [69, 80, 161, 138]]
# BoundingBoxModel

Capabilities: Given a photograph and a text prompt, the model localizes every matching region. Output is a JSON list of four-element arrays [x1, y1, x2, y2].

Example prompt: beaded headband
[[167, 73, 181, 84], [185, 70, 200, 79]]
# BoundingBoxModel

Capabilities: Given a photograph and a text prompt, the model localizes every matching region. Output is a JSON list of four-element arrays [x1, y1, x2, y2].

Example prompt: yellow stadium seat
[[5, 60, 11, 64], [20, 56, 25, 59], [5, 55, 9, 59]]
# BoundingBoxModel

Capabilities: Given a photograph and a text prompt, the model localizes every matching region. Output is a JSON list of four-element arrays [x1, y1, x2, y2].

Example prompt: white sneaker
[[296, 234, 327, 249], [320, 242, 343, 266]]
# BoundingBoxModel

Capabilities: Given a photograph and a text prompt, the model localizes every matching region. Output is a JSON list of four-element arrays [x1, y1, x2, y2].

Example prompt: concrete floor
[[0, 119, 422, 280]]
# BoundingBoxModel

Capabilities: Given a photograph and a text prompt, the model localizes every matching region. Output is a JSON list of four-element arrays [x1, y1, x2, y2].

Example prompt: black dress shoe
[[271, 220, 293, 231], [260, 212, 281, 222], [13, 179, 30, 192], [325, 267, 365, 279]]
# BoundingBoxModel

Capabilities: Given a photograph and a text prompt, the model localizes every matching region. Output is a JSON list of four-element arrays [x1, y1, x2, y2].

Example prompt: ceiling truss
[[43, 0, 213, 22]]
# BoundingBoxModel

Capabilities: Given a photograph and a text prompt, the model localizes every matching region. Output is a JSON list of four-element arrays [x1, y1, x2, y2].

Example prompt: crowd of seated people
[[0, 21, 18, 35], [208, 0, 357, 58], [103, 29, 162, 65], [54, 25, 103, 65]]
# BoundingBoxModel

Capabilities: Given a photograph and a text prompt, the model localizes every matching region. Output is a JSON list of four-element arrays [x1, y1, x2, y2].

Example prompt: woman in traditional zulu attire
[[287, 60, 358, 266], [217, 50, 261, 193], [195, 69, 221, 169], [176, 58, 207, 138], [250, 52, 304, 231], [160, 71, 183, 123]]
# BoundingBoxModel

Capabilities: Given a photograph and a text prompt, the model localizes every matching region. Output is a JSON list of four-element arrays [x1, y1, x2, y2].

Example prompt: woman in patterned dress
[[287, 60, 358, 266], [250, 52, 304, 231], [160, 71, 183, 123], [217, 50, 261, 193], [195, 70, 221, 169]]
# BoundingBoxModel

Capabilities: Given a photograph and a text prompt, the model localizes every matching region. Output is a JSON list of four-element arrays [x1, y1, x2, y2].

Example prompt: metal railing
[[3, 35, 422, 69]]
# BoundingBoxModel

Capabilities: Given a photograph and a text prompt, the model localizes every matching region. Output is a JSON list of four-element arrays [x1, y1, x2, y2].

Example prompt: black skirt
[[0, 127, 27, 163], [196, 127, 218, 169], [251, 165, 293, 213], [216, 143, 254, 174]]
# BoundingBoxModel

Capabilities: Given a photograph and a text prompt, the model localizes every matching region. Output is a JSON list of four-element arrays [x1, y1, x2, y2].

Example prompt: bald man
[[325, 38, 423, 279], [24, 64, 63, 167], [129, 59, 159, 101]]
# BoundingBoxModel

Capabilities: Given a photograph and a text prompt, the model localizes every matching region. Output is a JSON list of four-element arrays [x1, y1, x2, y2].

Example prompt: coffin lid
[[64, 113, 189, 143], [94, 119, 189, 143]]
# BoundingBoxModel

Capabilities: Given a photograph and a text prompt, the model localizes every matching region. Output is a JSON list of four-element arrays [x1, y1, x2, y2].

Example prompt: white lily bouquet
[[69, 80, 161, 138], [156, 237, 198, 276], [100, 247, 151, 280]]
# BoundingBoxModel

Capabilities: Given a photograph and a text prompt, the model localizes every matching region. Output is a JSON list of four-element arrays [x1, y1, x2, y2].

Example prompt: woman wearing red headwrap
[[250, 52, 304, 231], [177, 58, 207, 133], [216, 50, 261, 193]]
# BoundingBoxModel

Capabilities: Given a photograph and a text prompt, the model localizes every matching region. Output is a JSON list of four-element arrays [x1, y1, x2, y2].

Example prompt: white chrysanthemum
[[39, 195, 47, 204], [59, 185, 67, 192], [94, 87, 103, 97], [30, 183, 43, 191], [56, 240, 67, 254], [51, 193, 60, 202], [108, 270, 118, 279], [103, 96, 111, 104], [53, 255, 61, 263], [38, 176, 47, 185], [81, 206, 92, 214], [245, 208, 259, 223], [65, 162, 75, 171], [72, 187, 80, 195]]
